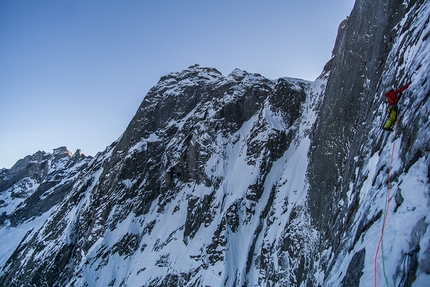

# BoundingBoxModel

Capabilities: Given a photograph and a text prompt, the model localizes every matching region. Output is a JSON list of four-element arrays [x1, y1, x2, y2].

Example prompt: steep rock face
[[0, 0, 429, 286], [307, 0, 420, 236], [308, 0, 408, 228], [310, 0, 430, 286]]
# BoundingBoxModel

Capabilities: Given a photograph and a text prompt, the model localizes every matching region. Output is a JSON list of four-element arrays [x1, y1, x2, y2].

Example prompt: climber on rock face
[[383, 83, 410, 132]]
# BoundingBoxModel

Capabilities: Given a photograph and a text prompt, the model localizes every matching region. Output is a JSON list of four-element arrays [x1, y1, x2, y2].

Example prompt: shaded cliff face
[[0, 0, 429, 286], [307, 0, 409, 226], [308, 0, 430, 286]]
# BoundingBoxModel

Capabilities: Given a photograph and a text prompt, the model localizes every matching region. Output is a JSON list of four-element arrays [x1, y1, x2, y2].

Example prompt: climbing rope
[[374, 118, 398, 287]]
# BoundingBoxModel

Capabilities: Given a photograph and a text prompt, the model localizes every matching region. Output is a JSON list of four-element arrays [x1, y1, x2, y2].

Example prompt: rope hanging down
[[374, 118, 398, 287]]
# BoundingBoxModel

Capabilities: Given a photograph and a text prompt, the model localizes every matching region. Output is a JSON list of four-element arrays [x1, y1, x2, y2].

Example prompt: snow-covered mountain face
[[1, 0, 429, 286]]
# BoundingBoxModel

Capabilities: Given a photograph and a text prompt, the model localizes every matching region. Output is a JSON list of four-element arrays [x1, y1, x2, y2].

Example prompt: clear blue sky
[[0, 0, 354, 169]]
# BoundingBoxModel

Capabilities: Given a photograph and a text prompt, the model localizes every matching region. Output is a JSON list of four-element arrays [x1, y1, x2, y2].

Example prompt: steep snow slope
[[0, 0, 429, 286]]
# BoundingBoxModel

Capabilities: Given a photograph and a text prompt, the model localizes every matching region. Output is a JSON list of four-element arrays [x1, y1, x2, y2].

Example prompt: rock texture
[[0, 0, 429, 286]]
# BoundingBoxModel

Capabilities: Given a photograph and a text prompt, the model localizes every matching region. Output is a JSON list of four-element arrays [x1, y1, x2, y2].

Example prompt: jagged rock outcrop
[[0, 0, 429, 286]]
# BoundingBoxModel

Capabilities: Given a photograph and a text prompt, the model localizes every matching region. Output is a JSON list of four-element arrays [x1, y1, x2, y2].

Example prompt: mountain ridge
[[1, 0, 429, 286]]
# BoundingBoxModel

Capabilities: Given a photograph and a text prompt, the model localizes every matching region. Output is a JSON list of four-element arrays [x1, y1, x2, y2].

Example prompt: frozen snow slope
[[0, 0, 429, 286]]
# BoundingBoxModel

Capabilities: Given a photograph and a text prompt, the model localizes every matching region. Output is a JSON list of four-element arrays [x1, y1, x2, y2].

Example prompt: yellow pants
[[383, 106, 397, 129]]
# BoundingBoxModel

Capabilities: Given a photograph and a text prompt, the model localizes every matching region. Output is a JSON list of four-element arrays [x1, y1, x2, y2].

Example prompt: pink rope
[[374, 122, 397, 287]]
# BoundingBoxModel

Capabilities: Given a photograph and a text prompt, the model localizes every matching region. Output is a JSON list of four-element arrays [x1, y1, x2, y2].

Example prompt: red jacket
[[385, 84, 410, 106]]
